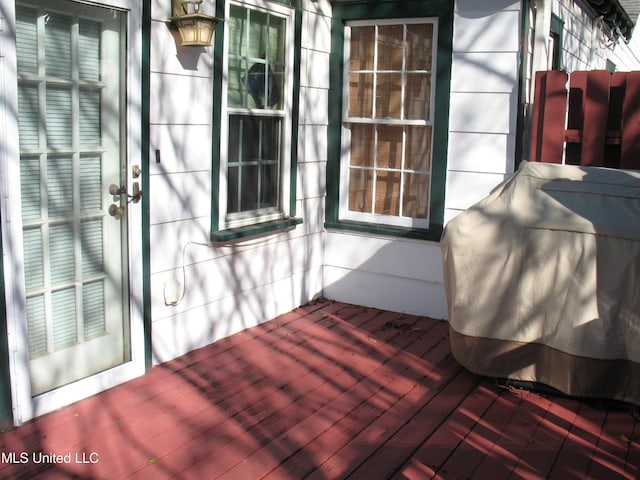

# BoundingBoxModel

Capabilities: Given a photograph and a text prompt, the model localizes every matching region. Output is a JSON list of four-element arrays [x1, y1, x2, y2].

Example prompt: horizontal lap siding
[[148, 2, 329, 362], [445, 1, 521, 219]]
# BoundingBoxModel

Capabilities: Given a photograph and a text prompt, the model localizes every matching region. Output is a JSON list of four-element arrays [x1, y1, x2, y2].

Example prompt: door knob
[[108, 204, 125, 218]]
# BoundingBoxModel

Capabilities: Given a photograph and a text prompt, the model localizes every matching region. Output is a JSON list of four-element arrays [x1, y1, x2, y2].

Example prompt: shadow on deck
[[0, 300, 638, 479]]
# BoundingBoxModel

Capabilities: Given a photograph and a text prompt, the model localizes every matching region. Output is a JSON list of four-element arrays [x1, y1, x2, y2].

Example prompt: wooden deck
[[0, 300, 638, 479]]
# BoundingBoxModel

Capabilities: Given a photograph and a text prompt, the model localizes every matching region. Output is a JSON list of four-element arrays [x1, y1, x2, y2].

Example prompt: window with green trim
[[326, 1, 453, 240], [213, 0, 300, 240]]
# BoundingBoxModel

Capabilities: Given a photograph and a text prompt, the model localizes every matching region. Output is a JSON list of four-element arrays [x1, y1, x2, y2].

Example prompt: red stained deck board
[[391, 382, 500, 479], [1, 301, 637, 480], [437, 384, 525, 479]]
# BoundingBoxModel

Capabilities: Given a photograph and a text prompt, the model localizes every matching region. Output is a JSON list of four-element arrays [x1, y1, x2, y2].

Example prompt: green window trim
[[210, 0, 303, 242], [326, 0, 453, 241]]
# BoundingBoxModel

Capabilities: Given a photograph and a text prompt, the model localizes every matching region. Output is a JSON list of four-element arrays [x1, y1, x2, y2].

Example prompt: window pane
[[405, 73, 431, 120], [377, 25, 403, 71], [350, 26, 374, 71], [377, 125, 403, 169], [349, 168, 373, 213], [348, 73, 373, 118], [349, 124, 374, 167], [375, 73, 402, 119], [403, 172, 429, 219], [406, 23, 433, 71], [229, 6, 284, 110], [405, 126, 431, 171], [375, 170, 401, 216], [227, 115, 281, 214]]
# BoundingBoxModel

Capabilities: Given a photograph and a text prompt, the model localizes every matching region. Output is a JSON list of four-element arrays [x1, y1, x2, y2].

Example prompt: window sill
[[211, 217, 303, 243], [324, 219, 442, 241]]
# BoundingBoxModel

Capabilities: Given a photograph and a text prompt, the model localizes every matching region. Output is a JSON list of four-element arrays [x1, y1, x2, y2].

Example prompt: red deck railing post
[[530, 70, 568, 164], [566, 70, 610, 167], [620, 71, 640, 170]]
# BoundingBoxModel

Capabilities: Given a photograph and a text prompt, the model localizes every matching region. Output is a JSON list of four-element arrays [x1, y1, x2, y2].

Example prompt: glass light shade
[[171, 13, 221, 46]]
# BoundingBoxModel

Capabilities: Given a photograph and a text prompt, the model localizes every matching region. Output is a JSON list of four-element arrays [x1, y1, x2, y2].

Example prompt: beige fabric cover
[[441, 161, 640, 405]]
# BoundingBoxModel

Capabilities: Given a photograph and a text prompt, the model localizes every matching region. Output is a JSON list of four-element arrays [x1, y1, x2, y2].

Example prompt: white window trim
[[1, 0, 145, 425], [339, 17, 438, 230], [217, 0, 295, 231]]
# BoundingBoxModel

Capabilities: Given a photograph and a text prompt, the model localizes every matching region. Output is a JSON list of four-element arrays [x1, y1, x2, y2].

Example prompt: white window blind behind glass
[[16, 5, 107, 358]]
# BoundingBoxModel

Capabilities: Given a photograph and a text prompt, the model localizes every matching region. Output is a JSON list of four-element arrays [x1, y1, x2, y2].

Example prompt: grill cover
[[441, 161, 640, 405]]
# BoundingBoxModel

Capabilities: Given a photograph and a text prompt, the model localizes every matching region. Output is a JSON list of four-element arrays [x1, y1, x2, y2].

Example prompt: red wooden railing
[[529, 70, 640, 169]]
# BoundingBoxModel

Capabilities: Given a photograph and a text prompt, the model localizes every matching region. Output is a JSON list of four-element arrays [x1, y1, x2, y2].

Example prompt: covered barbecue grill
[[441, 161, 640, 405]]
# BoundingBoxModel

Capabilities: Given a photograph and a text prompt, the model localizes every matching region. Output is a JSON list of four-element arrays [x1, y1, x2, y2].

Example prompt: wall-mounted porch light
[[170, 0, 223, 47]]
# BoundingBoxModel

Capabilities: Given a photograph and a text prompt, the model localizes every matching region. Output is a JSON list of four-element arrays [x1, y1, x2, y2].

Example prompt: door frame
[[0, 0, 149, 426]]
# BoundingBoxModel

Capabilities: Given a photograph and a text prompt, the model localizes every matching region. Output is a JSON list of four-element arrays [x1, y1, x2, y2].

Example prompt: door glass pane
[[47, 156, 73, 217], [80, 155, 103, 210], [46, 87, 72, 148], [17, 86, 39, 149], [79, 19, 101, 81], [45, 13, 72, 79], [49, 223, 75, 284], [52, 288, 77, 349], [16, 6, 38, 75], [84, 281, 106, 338], [79, 90, 101, 145], [20, 157, 41, 219], [23, 229, 44, 289], [81, 220, 104, 276], [26, 296, 46, 357]]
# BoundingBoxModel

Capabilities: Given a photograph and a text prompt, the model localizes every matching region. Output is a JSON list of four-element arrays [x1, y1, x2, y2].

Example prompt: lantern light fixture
[[170, 0, 223, 47]]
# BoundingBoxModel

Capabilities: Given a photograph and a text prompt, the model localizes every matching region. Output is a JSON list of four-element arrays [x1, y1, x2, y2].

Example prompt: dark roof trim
[[586, 0, 636, 41]]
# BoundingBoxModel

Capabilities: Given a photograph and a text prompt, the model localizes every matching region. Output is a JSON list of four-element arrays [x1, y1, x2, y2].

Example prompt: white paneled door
[[3, 0, 144, 417]]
